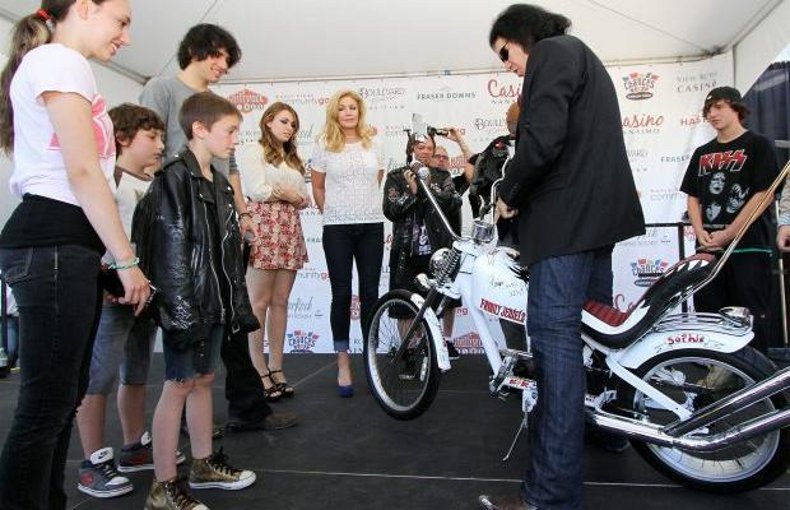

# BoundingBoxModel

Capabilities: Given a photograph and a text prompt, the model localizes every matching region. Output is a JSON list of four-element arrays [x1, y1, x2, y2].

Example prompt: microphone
[[416, 166, 431, 180]]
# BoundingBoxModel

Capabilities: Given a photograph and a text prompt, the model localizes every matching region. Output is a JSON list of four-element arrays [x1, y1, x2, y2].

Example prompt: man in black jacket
[[480, 5, 645, 510]]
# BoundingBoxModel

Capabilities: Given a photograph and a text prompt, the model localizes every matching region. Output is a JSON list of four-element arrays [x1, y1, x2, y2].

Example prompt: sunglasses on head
[[498, 43, 510, 63]]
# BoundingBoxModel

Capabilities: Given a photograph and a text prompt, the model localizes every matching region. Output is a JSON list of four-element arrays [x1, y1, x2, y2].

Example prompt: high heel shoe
[[261, 371, 284, 402], [269, 369, 295, 398], [337, 384, 354, 398]]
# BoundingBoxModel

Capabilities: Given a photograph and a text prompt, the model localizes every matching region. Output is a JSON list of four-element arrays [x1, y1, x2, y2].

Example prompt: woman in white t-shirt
[[311, 90, 385, 397], [240, 102, 309, 401], [0, 2, 149, 508]]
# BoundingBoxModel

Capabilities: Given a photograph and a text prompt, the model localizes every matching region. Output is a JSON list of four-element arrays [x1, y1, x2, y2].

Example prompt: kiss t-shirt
[[680, 130, 778, 250]]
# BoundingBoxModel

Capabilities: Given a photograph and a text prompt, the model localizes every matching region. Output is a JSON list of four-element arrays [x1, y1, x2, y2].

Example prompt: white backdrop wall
[[213, 52, 731, 354]]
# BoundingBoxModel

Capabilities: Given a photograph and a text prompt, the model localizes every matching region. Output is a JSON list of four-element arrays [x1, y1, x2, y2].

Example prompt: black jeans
[[0, 245, 102, 510], [222, 327, 272, 422], [322, 223, 384, 351], [694, 251, 773, 353]]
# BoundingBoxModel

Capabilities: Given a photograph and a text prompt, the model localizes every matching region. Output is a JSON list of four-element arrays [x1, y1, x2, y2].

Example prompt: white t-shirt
[[8, 44, 116, 206], [115, 171, 152, 238], [310, 139, 384, 225], [237, 144, 307, 203]]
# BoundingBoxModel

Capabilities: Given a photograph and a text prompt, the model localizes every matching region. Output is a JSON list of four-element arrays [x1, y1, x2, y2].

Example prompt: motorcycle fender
[[408, 293, 451, 371], [617, 329, 754, 370]]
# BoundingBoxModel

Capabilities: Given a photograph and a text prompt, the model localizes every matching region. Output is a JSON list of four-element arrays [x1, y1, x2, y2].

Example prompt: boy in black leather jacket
[[133, 92, 258, 509]]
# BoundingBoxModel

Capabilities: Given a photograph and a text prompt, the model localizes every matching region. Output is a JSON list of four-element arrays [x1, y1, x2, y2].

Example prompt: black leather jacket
[[132, 150, 258, 346], [383, 164, 461, 257]]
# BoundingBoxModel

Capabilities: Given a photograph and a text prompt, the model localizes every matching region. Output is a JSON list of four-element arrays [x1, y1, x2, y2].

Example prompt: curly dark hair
[[177, 23, 241, 70], [108, 103, 165, 156], [489, 4, 571, 51]]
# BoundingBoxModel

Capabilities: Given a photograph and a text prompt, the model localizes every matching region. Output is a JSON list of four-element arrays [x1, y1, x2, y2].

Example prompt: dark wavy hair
[[489, 4, 571, 51], [176, 23, 241, 70], [108, 103, 165, 156]]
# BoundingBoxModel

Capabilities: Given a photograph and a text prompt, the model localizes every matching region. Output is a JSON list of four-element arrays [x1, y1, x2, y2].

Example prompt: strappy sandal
[[269, 369, 295, 398], [261, 371, 284, 402]]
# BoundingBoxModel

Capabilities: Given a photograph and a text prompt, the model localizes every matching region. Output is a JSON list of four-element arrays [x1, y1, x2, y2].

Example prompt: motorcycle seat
[[581, 253, 716, 349]]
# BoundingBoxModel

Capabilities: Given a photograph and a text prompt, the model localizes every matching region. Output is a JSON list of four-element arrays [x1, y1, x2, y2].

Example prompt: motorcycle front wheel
[[364, 289, 442, 420], [621, 347, 790, 493]]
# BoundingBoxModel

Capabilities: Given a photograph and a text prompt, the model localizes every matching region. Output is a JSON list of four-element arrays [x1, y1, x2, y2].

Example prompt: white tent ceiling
[[0, 0, 787, 85]]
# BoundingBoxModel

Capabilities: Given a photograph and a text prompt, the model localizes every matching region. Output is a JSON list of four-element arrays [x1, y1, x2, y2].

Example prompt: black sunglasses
[[498, 43, 510, 63]]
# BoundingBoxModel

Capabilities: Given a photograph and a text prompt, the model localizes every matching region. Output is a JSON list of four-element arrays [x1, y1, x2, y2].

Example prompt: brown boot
[[144, 477, 208, 510]]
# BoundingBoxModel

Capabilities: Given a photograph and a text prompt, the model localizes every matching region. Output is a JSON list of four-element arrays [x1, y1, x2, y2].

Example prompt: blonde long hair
[[257, 102, 304, 174], [319, 89, 374, 153]]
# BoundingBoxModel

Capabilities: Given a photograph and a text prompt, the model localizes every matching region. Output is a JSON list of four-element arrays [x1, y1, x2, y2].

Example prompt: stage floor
[[0, 354, 787, 509]]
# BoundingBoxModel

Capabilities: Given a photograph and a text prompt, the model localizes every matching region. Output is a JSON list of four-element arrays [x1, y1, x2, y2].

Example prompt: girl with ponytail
[[0, 2, 149, 509]]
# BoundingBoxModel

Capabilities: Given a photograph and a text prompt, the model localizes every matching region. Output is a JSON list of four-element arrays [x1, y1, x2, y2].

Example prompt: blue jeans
[[522, 246, 613, 510], [322, 223, 384, 351], [0, 245, 102, 510]]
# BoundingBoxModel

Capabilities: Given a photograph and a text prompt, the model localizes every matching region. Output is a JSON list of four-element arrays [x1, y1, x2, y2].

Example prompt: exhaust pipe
[[590, 407, 790, 452], [665, 365, 790, 437]]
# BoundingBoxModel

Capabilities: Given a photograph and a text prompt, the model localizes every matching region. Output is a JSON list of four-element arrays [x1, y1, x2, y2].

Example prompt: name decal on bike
[[479, 298, 526, 323], [666, 333, 705, 345]]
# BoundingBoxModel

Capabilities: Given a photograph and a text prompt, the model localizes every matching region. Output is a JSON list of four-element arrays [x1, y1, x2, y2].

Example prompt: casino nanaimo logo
[[622, 72, 659, 100], [227, 89, 268, 114], [631, 258, 670, 287], [287, 329, 320, 353]]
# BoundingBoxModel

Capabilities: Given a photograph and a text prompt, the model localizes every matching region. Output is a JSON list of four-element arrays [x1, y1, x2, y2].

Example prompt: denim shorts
[[161, 324, 224, 381], [86, 303, 157, 395]]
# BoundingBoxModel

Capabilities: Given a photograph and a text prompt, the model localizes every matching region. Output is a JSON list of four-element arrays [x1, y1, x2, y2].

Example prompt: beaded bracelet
[[108, 256, 140, 270]]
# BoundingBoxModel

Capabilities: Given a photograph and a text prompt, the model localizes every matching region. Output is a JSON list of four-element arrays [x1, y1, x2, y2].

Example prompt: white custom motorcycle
[[364, 155, 790, 493]]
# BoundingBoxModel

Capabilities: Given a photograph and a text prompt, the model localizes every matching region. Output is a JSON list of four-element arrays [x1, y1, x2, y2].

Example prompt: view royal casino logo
[[631, 258, 670, 287], [287, 329, 320, 353], [622, 72, 659, 100], [227, 88, 268, 114]]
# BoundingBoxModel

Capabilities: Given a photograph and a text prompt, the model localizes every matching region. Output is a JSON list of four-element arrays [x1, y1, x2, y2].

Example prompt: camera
[[427, 126, 449, 137]]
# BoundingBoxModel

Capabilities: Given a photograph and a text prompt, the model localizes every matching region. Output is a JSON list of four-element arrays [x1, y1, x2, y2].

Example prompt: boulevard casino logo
[[227, 89, 268, 114], [358, 85, 407, 111], [622, 72, 659, 100], [631, 258, 670, 287], [287, 330, 320, 353], [486, 77, 521, 105]]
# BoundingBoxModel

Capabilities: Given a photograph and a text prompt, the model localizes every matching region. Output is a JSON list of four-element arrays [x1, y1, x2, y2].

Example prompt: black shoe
[[225, 411, 298, 433], [446, 341, 460, 361]]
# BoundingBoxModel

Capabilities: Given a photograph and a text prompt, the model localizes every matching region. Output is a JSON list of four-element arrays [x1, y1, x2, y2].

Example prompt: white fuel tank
[[469, 248, 528, 324]]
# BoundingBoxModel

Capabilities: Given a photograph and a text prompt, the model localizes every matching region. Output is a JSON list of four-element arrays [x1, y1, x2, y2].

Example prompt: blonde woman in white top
[[239, 102, 309, 400], [311, 90, 385, 397]]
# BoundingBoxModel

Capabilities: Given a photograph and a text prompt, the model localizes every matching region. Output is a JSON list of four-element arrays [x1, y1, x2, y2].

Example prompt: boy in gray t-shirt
[[139, 25, 247, 225]]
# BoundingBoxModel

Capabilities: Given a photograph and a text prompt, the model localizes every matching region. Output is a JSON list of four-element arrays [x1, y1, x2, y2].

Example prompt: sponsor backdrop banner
[[215, 53, 731, 354]]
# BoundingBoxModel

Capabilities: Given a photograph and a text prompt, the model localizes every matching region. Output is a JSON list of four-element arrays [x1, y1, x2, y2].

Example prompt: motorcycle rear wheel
[[621, 347, 790, 493], [364, 290, 442, 420]]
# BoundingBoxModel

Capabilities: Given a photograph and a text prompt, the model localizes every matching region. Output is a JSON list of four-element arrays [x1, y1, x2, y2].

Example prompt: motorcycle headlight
[[429, 248, 451, 277]]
